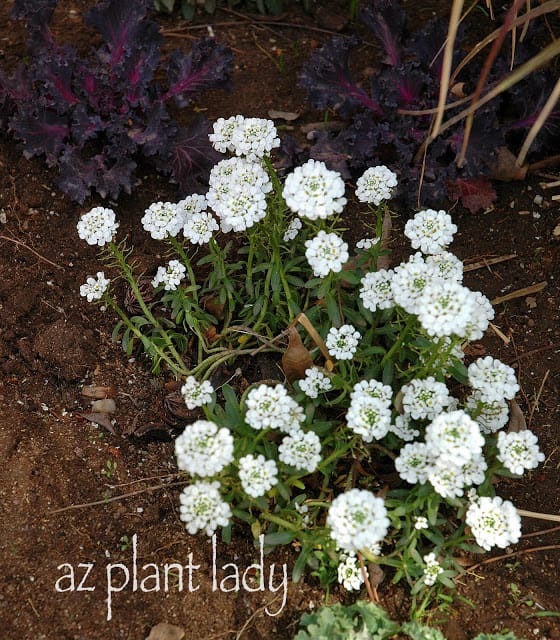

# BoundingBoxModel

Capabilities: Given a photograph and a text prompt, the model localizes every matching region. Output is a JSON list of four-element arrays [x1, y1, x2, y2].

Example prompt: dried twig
[[491, 281, 547, 305], [517, 508, 560, 523], [0, 233, 65, 270], [466, 544, 560, 573], [463, 254, 517, 272]]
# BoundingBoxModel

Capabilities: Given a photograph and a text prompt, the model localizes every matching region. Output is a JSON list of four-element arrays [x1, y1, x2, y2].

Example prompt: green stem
[[108, 241, 188, 375], [106, 297, 186, 374], [209, 237, 235, 330], [380, 313, 417, 368], [167, 236, 198, 305], [260, 511, 300, 532]]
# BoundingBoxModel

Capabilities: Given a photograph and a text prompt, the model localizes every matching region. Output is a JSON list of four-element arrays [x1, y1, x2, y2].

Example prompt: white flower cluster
[[497, 430, 545, 475], [179, 481, 231, 536], [244, 383, 304, 433], [141, 201, 185, 240], [465, 495, 521, 550], [206, 157, 272, 232], [360, 269, 394, 312], [404, 209, 457, 254], [346, 379, 393, 442], [180, 376, 214, 409], [209, 115, 280, 160], [327, 488, 390, 553], [355, 165, 398, 205], [325, 324, 361, 360], [278, 430, 322, 473], [337, 552, 367, 591], [395, 409, 488, 498], [414, 516, 429, 530], [467, 356, 519, 403], [175, 420, 234, 477], [80, 271, 109, 302], [304, 230, 349, 278], [238, 454, 278, 498], [356, 237, 380, 250], [422, 552, 444, 586], [282, 217, 303, 242], [152, 259, 187, 291], [177, 195, 219, 245], [400, 377, 453, 421], [77, 206, 119, 246], [283, 159, 347, 221], [465, 391, 509, 434], [356, 211, 493, 341], [298, 367, 332, 399]]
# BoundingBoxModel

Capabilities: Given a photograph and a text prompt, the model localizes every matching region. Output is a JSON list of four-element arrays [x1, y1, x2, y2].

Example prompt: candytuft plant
[[0, 0, 233, 202], [78, 115, 546, 614]]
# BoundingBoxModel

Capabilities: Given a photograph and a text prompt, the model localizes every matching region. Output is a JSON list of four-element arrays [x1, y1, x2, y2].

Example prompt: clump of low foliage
[[0, 0, 233, 202]]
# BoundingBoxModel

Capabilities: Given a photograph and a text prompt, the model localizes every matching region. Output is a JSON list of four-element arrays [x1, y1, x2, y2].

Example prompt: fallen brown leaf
[[282, 326, 314, 383]]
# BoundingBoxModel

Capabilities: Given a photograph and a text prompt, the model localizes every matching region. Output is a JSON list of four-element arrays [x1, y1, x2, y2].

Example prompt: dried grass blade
[[463, 253, 517, 271], [491, 281, 547, 305]]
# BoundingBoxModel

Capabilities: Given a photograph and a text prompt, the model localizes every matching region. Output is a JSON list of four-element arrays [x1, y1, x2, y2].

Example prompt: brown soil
[[0, 2, 559, 639]]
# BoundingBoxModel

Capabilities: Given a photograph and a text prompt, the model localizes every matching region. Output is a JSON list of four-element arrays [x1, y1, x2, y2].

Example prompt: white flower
[[209, 115, 280, 160], [152, 259, 187, 291], [463, 290, 494, 341], [351, 379, 393, 405], [141, 201, 185, 240], [283, 159, 347, 220], [465, 391, 509, 434], [337, 552, 366, 591], [179, 481, 231, 536], [414, 516, 429, 530], [467, 356, 519, 403], [77, 206, 119, 246], [80, 271, 109, 302], [298, 367, 332, 399], [208, 115, 245, 153], [325, 324, 361, 360], [175, 420, 234, 477], [400, 377, 452, 421], [390, 414, 420, 442], [207, 157, 271, 232], [283, 217, 303, 242], [404, 209, 457, 254], [356, 237, 380, 250], [305, 231, 349, 278], [395, 442, 433, 484], [391, 252, 437, 314], [244, 383, 304, 433], [427, 457, 485, 499], [327, 489, 390, 553], [355, 165, 398, 205], [238, 454, 278, 498], [417, 279, 479, 338], [183, 211, 219, 245], [422, 552, 444, 586], [425, 251, 463, 283], [347, 394, 392, 442], [176, 193, 208, 217], [360, 269, 395, 312], [425, 410, 484, 466], [465, 495, 521, 551], [180, 376, 214, 409], [497, 430, 545, 476], [279, 430, 322, 473]]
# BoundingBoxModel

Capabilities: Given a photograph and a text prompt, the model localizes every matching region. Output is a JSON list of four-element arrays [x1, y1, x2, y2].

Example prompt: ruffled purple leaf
[[9, 111, 69, 162], [300, 36, 383, 116], [359, 0, 406, 67], [128, 103, 172, 157], [162, 39, 233, 108], [163, 118, 222, 193], [84, 0, 159, 67], [56, 148, 99, 203]]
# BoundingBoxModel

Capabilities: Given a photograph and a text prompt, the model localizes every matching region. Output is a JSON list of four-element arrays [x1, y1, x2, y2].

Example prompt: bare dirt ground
[[0, 2, 559, 639]]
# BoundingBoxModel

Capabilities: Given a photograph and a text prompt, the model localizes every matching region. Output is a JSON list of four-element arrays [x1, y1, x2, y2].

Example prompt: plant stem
[[167, 236, 198, 304], [108, 241, 188, 375]]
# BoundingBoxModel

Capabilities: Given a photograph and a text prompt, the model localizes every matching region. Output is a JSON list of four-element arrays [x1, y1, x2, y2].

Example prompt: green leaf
[[263, 530, 295, 546]]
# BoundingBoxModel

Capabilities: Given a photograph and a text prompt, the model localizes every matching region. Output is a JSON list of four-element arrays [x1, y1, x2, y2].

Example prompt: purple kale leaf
[[300, 36, 383, 116], [0, 0, 233, 203], [163, 39, 233, 108]]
